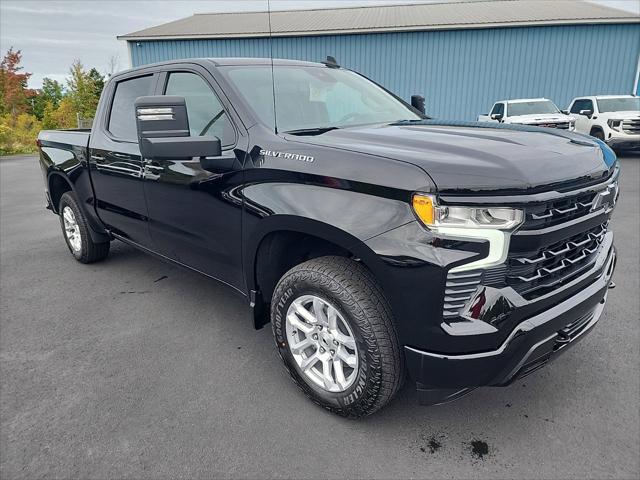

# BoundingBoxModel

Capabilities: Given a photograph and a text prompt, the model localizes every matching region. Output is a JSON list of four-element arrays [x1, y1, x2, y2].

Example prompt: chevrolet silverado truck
[[568, 95, 639, 152], [478, 98, 576, 130], [38, 58, 619, 417]]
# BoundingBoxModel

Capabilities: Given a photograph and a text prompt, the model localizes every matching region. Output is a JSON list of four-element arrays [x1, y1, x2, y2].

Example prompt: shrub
[[0, 113, 42, 155]]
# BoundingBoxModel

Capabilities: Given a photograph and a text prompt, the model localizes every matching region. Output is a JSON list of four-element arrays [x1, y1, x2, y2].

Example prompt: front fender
[[241, 179, 417, 292]]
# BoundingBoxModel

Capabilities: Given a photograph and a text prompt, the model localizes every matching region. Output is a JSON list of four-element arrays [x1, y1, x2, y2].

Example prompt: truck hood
[[505, 113, 575, 124], [597, 110, 640, 121], [287, 121, 612, 193]]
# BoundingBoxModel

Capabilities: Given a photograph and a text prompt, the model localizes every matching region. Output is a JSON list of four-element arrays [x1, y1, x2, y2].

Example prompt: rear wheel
[[58, 191, 110, 263], [271, 256, 404, 417]]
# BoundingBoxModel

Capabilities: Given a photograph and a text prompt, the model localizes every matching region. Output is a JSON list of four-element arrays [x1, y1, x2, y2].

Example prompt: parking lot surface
[[1, 154, 639, 479]]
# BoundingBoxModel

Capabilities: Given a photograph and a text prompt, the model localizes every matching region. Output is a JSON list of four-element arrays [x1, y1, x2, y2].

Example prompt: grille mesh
[[523, 191, 598, 230], [622, 118, 640, 135], [506, 222, 607, 299]]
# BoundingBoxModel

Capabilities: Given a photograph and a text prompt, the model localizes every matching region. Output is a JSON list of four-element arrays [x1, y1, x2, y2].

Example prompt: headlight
[[412, 194, 523, 230], [607, 119, 622, 132], [412, 194, 524, 272]]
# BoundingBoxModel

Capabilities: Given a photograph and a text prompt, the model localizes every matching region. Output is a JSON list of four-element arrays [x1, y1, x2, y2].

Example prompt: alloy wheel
[[285, 294, 359, 392], [62, 206, 81, 252]]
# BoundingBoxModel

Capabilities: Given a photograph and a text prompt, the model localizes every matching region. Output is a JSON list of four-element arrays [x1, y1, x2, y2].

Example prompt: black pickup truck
[[38, 58, 619, 417]]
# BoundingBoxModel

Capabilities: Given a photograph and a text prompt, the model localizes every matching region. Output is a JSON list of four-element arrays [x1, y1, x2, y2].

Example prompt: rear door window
[[108, 75, 154, 141]]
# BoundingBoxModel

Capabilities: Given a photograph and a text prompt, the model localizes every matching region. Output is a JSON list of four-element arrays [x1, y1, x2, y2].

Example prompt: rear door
[[142, 65, 247, 290], [89, 72, 157, 246]]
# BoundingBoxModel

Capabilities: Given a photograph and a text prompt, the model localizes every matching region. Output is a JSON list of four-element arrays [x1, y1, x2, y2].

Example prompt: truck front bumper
[[405, 241, 616, 405], [606, 136, 640, 151]]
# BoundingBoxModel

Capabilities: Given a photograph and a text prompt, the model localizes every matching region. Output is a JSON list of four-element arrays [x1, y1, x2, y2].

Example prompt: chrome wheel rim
[[62, 206, 81, 252], [285, 295, 359, 393]]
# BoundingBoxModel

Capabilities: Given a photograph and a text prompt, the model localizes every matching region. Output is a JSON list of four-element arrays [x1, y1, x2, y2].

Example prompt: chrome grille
[[505, 223, 607, 299], [523, 191, 598, 230], [622, 118, 640, 135], [443, 270, 482, 318], [530, 122, 570, 129]]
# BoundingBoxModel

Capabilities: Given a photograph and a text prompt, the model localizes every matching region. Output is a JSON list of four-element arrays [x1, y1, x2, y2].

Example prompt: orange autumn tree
[[0, 48, 107, 155], [0, 48, 41, 154], [0, 47, 36, 115]]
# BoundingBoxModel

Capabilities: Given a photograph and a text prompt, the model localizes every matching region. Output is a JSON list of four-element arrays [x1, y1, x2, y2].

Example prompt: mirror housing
[[139, 136, 221, 160], [411, 95, 426, 114], [560, 109, 569, 114], [579, 109, 593, 117], [135, 95, 221, 159], [490, 113, 503, 121]]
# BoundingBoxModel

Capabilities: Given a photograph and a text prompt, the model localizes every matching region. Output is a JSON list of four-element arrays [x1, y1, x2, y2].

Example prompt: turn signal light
[[412, 194, 435, 225]]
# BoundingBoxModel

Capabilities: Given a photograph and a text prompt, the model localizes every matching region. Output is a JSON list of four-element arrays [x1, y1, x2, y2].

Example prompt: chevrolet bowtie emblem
[[591, 183, 619, 212]]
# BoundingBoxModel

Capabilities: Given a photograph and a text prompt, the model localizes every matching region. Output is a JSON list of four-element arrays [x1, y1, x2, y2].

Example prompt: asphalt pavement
[[1, 154, 638, 479]]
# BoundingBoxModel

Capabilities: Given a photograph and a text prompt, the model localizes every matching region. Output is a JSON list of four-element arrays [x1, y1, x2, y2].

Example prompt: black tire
[[271, 256, 404, 418], [58, 191, 110, 263], [590, 128, 605, 141]]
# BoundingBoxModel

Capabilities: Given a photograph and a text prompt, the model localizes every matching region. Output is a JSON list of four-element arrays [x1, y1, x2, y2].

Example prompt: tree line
[[0, 48, 108, 155]]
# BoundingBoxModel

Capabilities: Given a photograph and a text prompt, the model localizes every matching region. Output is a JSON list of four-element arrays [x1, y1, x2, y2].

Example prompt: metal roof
[[118, 0, 639, 40]]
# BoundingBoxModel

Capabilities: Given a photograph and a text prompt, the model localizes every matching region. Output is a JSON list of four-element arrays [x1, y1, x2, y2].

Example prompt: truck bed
[[38, 129, 91, 150]]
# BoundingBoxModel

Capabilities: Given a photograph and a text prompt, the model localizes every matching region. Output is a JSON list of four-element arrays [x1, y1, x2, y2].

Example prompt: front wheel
[[58, 191, 110, 263], [590, 128, 605, 141], [271, 256, 404, 417]]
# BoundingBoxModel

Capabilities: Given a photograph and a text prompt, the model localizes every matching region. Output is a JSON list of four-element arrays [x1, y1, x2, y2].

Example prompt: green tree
[[42, 97, 76, 130], [66, 60, 104, 119], [88, 68, 105, 101], [32, 77, 64, 120]]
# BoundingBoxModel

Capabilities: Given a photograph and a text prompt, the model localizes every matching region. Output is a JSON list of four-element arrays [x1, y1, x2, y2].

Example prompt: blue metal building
[[119, 1, 640, 120]]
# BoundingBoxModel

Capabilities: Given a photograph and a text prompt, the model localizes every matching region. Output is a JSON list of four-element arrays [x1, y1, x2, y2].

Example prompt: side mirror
[[490, 113, 503, 121], [135, 95, 222, 159], [411, 95, 425, 115], [579, 109, 593, 117], [560, 109, 569, 114]]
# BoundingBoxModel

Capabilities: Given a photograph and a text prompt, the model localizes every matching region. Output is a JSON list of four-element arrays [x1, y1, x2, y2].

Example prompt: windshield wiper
[[283, 127, 340, 136]]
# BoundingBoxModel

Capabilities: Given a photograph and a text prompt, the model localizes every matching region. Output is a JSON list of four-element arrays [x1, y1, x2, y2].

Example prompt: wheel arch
[[47, 171, 74, 213], [46, 169, 110, 243], [245, 215, 388, 329]]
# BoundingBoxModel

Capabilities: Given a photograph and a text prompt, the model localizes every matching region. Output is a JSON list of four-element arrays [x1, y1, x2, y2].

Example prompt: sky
[[1, 0, 639, 88]]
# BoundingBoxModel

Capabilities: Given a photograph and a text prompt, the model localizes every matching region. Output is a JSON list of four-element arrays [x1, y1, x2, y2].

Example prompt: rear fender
[[39, 142, 110, 243]]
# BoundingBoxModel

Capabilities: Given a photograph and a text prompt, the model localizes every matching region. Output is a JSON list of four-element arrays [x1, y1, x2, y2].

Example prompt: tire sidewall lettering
[[272, 275, 378, 411]]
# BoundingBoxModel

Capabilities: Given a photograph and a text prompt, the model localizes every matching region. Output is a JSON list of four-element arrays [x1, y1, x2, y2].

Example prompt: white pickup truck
[[478, 98, 576, 130], [567, 95, 639, 152]]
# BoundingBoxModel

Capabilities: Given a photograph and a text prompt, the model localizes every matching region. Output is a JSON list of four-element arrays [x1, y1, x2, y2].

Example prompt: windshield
[[596, 97, 640, 113], [507, 100, 560, 116], [222, 65, 420, 132]]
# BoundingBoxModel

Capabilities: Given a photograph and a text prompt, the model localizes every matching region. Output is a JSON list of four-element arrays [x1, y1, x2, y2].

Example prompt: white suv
[[567, 95, 639, 152]]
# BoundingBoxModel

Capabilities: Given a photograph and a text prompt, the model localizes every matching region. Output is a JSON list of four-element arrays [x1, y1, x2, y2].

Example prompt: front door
[[142, 67, 246, 290], [569, 98, 594, 135]]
